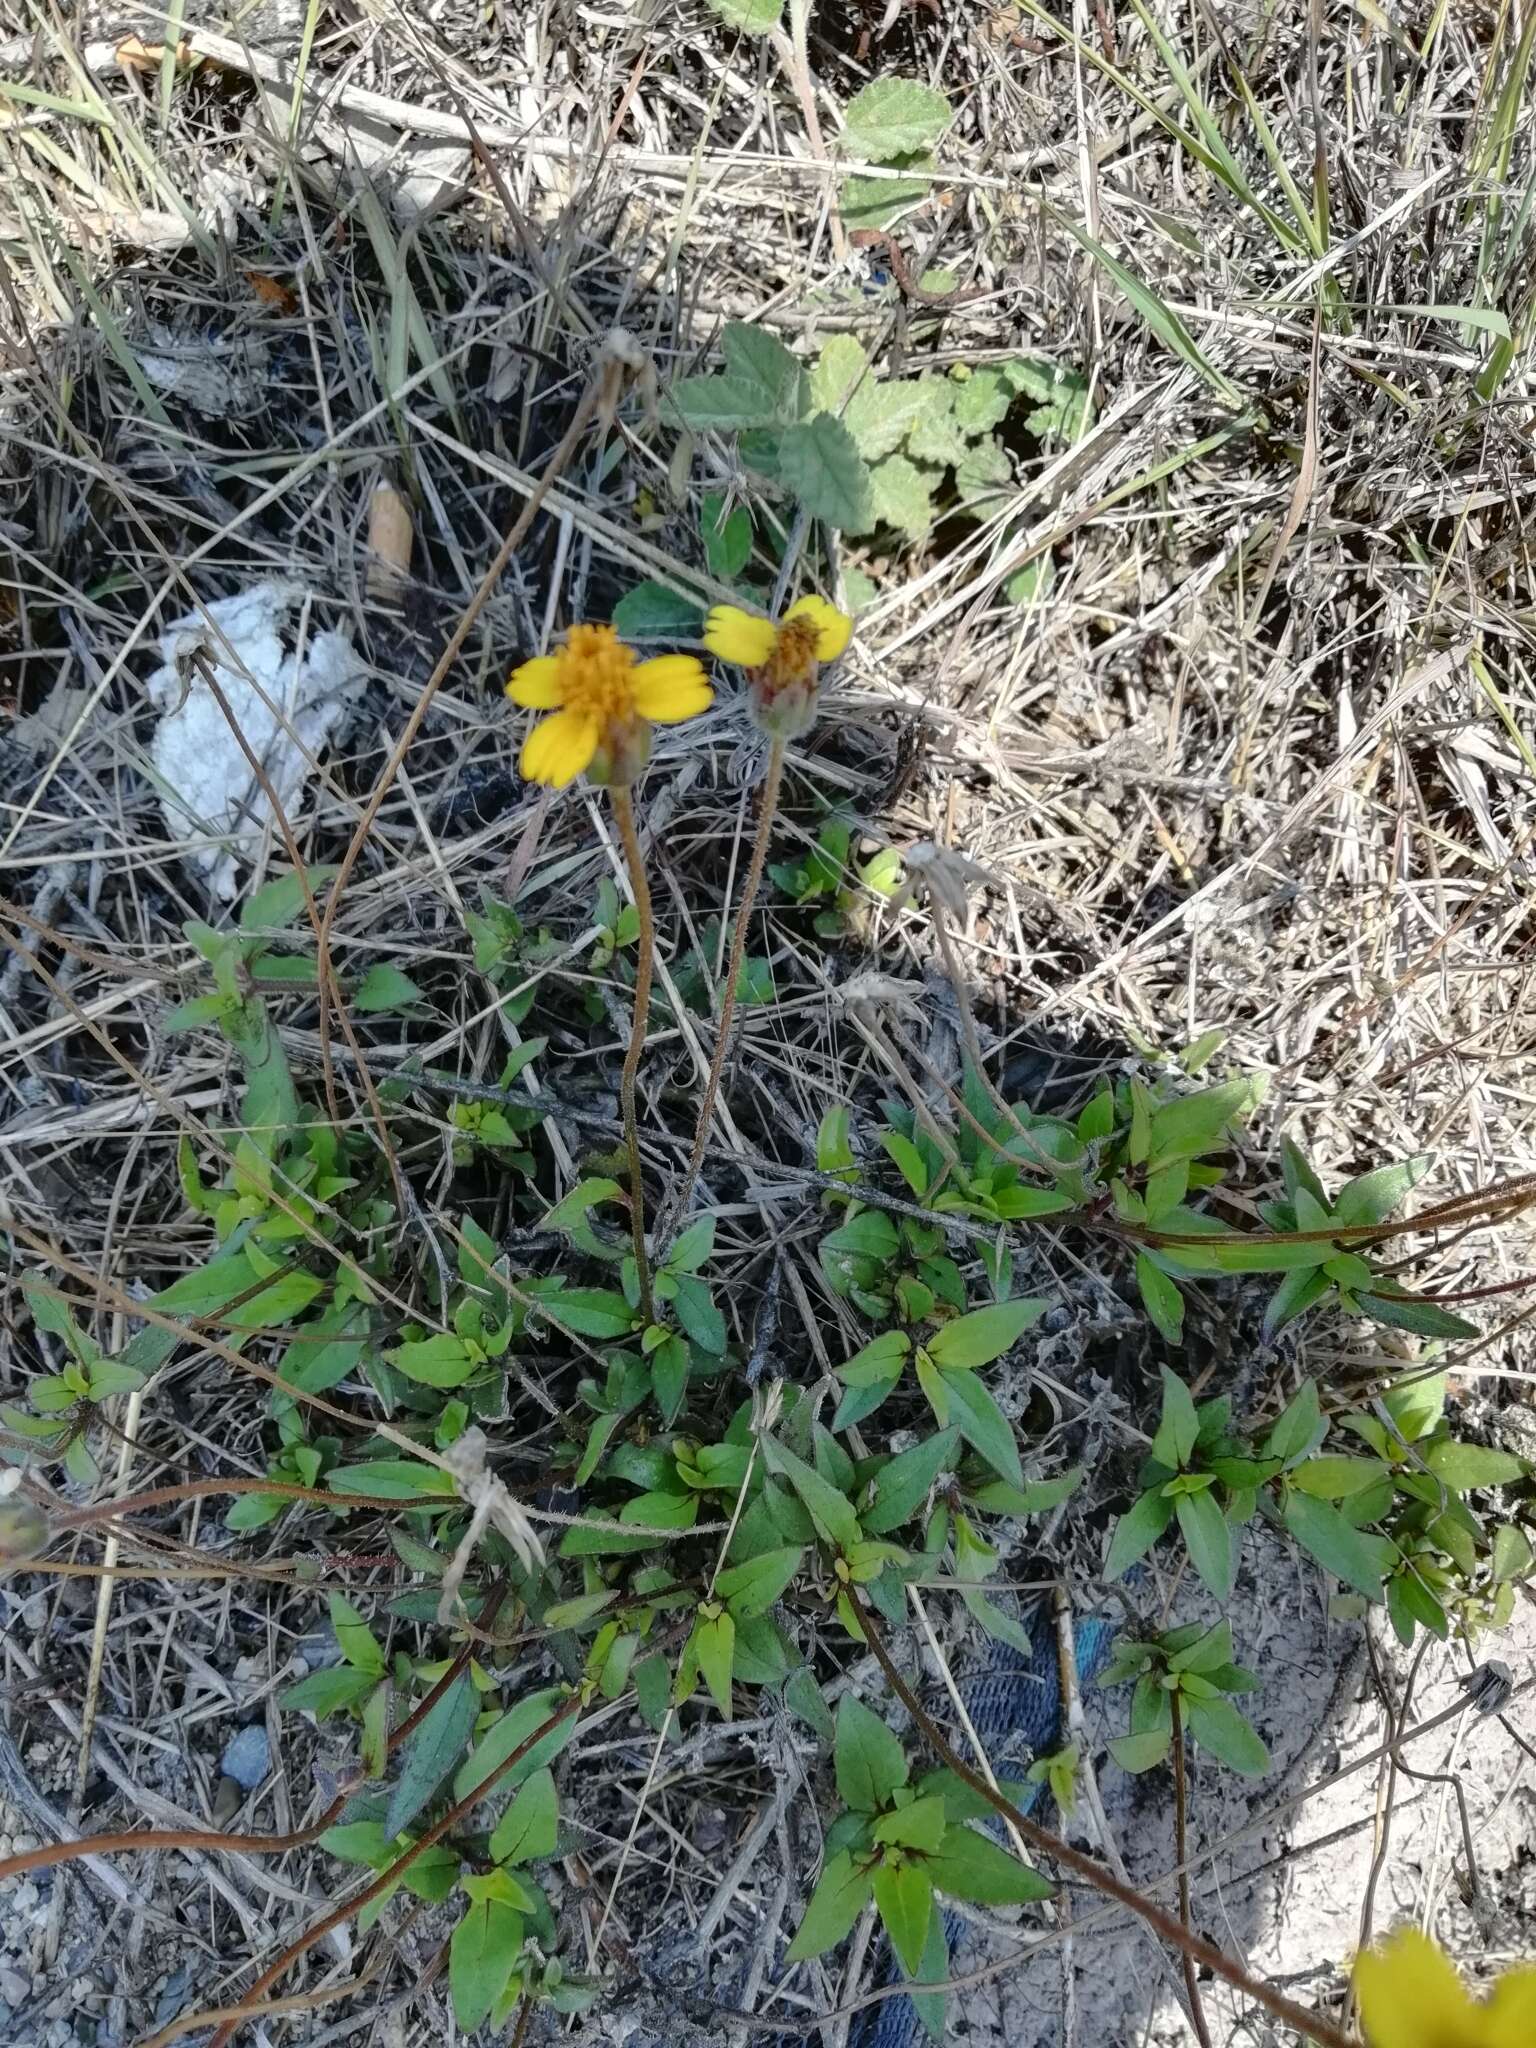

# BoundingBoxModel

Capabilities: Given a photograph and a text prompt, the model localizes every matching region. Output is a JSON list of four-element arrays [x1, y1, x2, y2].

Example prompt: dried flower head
[[507, 623, 711, 788], [891, 840, 1001, 921], [704, 596, 852, 738]]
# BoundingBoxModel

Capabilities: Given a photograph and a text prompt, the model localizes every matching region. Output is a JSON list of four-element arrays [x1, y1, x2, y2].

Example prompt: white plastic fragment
[[146, 580, 362, 900]]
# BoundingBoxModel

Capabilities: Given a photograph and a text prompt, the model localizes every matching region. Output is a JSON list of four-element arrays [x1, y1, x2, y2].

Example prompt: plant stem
[[847, 1588, 1354, 2048], [927, 897, 1066, 1181], [669, 737, 786, 1228], [609, 784, 657, 1324], [1170, 1691, 1214, 2048]]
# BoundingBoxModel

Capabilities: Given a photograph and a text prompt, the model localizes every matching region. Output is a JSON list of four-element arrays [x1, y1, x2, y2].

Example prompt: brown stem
[[609, 782, 657, 1324], [1169, 1691, 1214, 2048], [846, 1589, 1353, 2048], [669, 737, 785, 1229]]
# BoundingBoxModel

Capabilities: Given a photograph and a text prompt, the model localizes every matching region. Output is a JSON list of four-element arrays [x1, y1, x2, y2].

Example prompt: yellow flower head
[[704, 594, 852, 739], [1355, 1930, 1536, 2048], [506, 623, 711, 789]]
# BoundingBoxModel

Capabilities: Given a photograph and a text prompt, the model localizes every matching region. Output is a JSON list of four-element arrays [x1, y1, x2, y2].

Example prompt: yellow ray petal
[[520, 709, 597, 788], [1488, 1966, 1536, 2048], [506, 655, 564, 708], [784, 592, 853, 661], [1355, 1932, 1481, 2048], [633, 655, 713, 724], [704, 604, 777, 667]]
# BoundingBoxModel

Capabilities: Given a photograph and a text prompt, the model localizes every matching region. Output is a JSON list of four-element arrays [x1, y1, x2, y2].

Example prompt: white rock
[[146, 581, 362, 900]]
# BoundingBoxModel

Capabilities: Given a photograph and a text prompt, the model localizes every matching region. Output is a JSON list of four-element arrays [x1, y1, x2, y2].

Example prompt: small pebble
[[0, 1965, 28, 2007], [219, 1724, 270, 1791]]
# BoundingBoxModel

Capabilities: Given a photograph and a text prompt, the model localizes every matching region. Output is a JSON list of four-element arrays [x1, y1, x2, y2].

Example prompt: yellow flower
[[704, 594, 852, 738], [506, 623, 711, 789], [1355, 1930, 1536, 2048]]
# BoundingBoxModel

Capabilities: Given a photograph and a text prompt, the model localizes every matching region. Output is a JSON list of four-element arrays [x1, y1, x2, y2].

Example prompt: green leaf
[[388, 1333, 477, 1389], [543, 1178, 624, 1232], [873, 1858, 933, 1977], [842, 156, 934, 233], [701, 492, 753, 578], [871, 1795, 948, 1853], [450, 1881, 523, 2031], [926, 1298, 1046, 1371], [1282, 1492, 1388, 1600], [330, 1592, 386, 1676], [1357, 1290, 1478, 1341], [353, 962, 423, 1012], [927, 1826, 1054, 1905], [280, 1665, 379, 1716], [453, 1688, 577, 1804], [612, 580, 705, 638], [1109, 1726, 1171, 1773], [1136, 1255, 1185, 1343], [386, 1672, 477, 1839], [785, 1665, 836, 1743], [163, 993, 236, 1034], [1151, 1369, 1200, 1469], [715, 1546, 804, 1619], [1289, 1455, 1389, 1499], [880, 1128, 930, 1196], [936, 1366, 1023, 1487], [835, 1696, 909, 1812], [1334, 1156, 1429, 1226], [1263, 1379, 1323, 1463], [1104, 1488, 1175, 1580], [666, 1214, 716, 1274], [240, 867, 335, 932], [1184, 1696, 1270, 1775], [536, 1287, 637, 1340], [777, 413, 874, 530], [785, 1851, 874, 1961], [824, 1209, 900, 1260], [704, 0, 782, 28], [1175, 1487, 1233, 1600], [330, 1459, 457, 1500], [864, 451, 935, 543], [762, 1436, 861, 1554], [862, 1429, 959, 1536], [1422, 1441, 1526, 1490], [1382, 1372, 1445, 1444], [1492, 1524, 1533, 1581], [842, 78, 952, 160], [489, 1767, 559, 1865], [672, 1273, 726, 1353], [952, 368, 1012, 435]]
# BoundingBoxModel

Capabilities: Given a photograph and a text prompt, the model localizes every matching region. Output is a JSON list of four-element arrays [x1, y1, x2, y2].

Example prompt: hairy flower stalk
[[508, 622, 712, 1321]]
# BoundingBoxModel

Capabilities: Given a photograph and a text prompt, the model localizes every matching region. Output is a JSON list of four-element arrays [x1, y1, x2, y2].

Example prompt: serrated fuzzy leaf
[[866, 452, 935, 539], [705, 0, 782, 32], [842, 78, 951, 160], [778, 412, 873, 530]]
